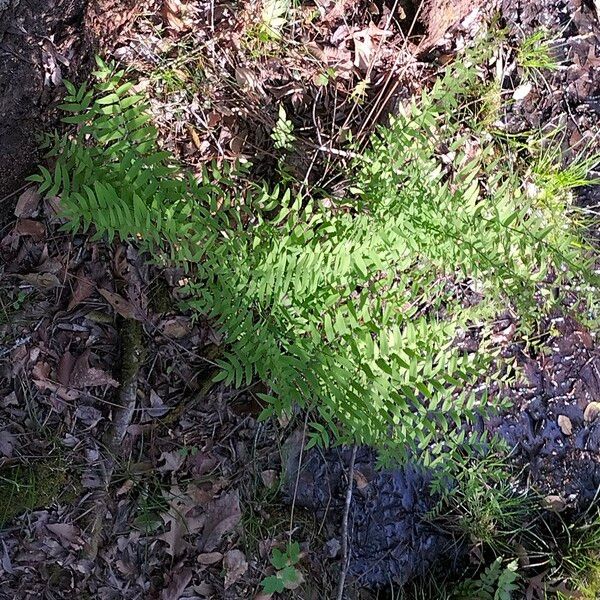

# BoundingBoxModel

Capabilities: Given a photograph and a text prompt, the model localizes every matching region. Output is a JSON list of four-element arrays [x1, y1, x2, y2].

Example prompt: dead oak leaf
[[98, 288, 140, 320], [68, 275, 95, 311], [161, 567, 193, 600], [224, 549, 248, 589], [199, 490, 241, 552], [14, 187, 41, 218]]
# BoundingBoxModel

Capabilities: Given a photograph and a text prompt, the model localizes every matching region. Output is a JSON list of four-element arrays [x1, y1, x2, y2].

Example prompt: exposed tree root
[[84, 318, 144, 560]]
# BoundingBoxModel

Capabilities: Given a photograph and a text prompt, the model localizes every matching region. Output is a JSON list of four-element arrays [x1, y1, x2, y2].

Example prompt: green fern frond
[[29, 52, 597, 465]]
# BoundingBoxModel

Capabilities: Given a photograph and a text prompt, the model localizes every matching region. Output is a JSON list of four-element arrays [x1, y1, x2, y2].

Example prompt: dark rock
[[283, 446, 457, 588]]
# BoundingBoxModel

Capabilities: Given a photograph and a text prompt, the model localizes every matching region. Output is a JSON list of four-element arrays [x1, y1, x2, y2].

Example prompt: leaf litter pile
[[1, 0, 600, 597]]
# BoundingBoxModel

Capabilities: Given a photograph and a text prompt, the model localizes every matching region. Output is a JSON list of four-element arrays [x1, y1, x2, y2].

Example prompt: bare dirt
[[0, 0, 88, 221]]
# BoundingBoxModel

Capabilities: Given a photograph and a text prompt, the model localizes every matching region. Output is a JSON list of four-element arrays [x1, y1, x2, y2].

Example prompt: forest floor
[[1, 0, 600, 598]]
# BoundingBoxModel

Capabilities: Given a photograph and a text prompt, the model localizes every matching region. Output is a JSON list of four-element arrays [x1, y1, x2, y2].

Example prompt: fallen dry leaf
[[199, 490, 241, 552], [19, 272, 61, 290], [224, 549, 248, 589], [162, 0, 187, 31], [557, 415, 573, 436], [68, 275, 95, 311], [14, 187, 41, 218], [584, 401, 600, 422], [161, 567, 193, 600], [197, 551, 223, 565], [98, 288, 140, 320]]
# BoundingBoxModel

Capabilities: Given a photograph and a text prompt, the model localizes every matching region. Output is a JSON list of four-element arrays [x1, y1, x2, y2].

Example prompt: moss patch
[[0, 459, 80, 528]]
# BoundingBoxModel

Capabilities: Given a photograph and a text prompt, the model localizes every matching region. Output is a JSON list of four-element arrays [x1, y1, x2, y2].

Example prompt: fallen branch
[[336, 445, 357, 600]]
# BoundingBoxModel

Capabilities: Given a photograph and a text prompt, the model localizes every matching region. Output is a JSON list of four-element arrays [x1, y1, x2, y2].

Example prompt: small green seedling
[[261, 541, 303, 594], [271, 105, 296, 150], [517, 30, 559, 73]]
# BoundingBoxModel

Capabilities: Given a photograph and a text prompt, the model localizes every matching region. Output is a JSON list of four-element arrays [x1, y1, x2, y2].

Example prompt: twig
[[0, 335, 32, 359], [288, 411, 310, 544], [336, 445, 357, 600]]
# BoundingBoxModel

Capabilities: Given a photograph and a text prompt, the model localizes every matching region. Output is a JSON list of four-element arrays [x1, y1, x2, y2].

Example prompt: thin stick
[[336, 445, 358, 600], [288, 411, 310, 544]]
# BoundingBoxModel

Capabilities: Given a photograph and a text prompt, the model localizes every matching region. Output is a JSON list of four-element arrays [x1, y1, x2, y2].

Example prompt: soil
[[0, 0, 88, 224]]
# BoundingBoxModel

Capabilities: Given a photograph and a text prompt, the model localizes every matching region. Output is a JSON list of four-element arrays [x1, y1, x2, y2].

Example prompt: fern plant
[[451, 558, 520, 600], [30, 54, 596, 464]]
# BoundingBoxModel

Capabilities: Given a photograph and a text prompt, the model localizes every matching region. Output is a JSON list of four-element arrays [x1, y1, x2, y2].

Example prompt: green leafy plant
[[261, 541, 303, 594], [271, 105, 295, 150], [517, 29, 559, 73], [452, 558, 520, 600], [30, 52, 597, 466], [260, 0, 289, 40], [427, 456, 539, 555]]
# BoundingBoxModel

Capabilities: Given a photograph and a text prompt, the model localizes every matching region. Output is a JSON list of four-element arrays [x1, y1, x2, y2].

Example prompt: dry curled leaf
[[584, 401, 600, 422], [557, 415, 573, 436], [162, 0, 187, 31]]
